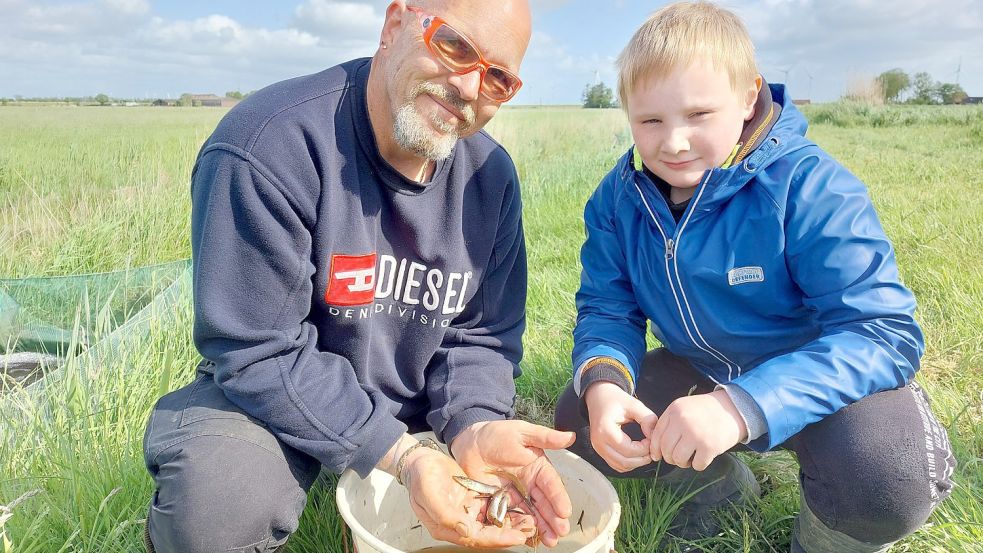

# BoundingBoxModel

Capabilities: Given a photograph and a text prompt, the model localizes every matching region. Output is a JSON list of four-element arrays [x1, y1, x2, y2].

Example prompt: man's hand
[[450, 420, 576, 547], [584, 381, 658, 473], [649, 389, 748, 471], [401, 446, 535, 548]]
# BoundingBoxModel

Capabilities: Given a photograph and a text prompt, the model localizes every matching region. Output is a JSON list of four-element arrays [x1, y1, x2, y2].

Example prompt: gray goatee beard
[[393, 82, 477, 161]]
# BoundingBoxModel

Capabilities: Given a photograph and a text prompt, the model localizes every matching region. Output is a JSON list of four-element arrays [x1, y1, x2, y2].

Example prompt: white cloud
[[0, 0, 146, 44], [291, 0, 384, 39], [1, 0, 981, 101], [0, 1, 384, 97]]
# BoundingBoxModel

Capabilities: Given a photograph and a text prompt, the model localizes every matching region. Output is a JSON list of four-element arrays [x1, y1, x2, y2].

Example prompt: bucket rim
[[335, 431, 621, 553]]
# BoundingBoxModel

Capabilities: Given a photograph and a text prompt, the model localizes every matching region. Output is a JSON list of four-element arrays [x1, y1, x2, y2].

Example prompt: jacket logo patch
[[326, 253, 377, 306], [728, 266, 765, 286]]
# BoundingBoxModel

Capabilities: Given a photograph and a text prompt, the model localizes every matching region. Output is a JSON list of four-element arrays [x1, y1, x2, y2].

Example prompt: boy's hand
[[649, 389, 748, 471], [584, 381, 658, 473]]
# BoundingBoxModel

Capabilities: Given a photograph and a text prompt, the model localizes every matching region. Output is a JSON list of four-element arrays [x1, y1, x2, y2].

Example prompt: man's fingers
[[426, 521, 527, 549], [468, 522, 531, 547], [520, 422, 576, 450], [532, 462, 573, 519], [528, 486, 563, 546]]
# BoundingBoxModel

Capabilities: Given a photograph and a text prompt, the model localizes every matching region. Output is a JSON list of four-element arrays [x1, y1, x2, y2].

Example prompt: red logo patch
[[325, 253, 377, 306]]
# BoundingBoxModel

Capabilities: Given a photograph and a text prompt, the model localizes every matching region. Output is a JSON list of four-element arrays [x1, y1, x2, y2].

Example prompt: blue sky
[[2, 0, 981, 103]]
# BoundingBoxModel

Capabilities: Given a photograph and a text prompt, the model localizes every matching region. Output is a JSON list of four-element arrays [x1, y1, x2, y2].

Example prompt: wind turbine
[[802, 68, 814, 100], [779, 66, 792, 92]]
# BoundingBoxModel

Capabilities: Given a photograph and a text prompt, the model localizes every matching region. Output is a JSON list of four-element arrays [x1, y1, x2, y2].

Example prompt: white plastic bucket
[[336, 432, 620, 553]]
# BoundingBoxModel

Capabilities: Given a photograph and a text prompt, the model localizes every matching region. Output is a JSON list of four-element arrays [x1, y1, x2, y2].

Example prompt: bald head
[[367, 0, 533, 174], [409, 0, 532, 66]]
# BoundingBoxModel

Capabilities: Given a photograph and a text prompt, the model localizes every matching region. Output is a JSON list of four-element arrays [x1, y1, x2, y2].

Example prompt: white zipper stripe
[[631, 178, 723, 385], [673, 169, 743, 380]]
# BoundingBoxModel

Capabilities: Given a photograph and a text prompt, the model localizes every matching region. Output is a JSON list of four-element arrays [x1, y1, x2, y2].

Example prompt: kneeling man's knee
[[147, 435, 313, 553]]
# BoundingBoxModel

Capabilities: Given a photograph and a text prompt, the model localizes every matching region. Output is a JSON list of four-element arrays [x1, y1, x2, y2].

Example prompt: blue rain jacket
[[573, 85, 924, 450]]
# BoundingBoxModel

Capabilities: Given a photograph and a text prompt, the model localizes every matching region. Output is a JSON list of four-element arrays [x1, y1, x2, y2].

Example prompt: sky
[[2, 0, 981, 104]]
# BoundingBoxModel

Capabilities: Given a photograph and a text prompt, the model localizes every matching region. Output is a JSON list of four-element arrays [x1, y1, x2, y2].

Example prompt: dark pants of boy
[[554, 348, 955, 550], [142, 368, 433, 553]]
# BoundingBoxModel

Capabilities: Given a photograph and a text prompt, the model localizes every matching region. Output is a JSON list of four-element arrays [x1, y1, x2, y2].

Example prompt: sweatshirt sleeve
[[571, 174, 648, 392], [190, 145, 405, 477], [425, 169, 526, 446], [731, 154, 924, 451]]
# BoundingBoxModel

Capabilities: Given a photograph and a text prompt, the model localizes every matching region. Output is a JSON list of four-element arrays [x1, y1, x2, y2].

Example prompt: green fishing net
[[1, 259, 190, 386]]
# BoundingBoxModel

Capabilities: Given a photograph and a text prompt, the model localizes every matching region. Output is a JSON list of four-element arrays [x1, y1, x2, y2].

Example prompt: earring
[[381, 43, 388, 49]]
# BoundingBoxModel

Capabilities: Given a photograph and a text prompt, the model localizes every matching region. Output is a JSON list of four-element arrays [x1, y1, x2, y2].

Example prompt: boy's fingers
[[625, 401, 657, 426], [671, 440, 695, 469], [637, 412, 659, 438], [598, 438, 652, 472], [658, 431, 682, 466], [650, 441, 663, 462], [692, 449, 715, 472]]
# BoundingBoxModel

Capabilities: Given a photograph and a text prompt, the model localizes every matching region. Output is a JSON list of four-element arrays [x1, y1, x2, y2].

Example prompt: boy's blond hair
[[616, 1, 758, 108]]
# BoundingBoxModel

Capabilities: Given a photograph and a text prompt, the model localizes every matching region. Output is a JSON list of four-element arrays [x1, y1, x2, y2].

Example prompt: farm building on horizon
[[959, 96, 982, 105], [186, 94, 240, 107]]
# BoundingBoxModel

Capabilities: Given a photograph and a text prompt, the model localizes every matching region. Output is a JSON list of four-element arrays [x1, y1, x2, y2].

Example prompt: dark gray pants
[[143, 372, 320, 552], [143, 368, 433, 553], [554, 349, 956, 546]]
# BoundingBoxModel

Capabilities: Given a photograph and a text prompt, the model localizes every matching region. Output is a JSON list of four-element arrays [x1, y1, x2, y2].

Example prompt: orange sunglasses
[[406, 6, 523, 102]]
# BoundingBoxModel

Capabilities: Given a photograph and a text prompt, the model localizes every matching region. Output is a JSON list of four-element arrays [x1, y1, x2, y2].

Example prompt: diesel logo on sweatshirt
[[326, 253, 378, 306], [325, 253, 473, 318]]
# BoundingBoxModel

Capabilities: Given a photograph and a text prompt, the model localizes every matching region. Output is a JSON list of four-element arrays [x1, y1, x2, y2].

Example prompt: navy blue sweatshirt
[[189, 58, 527, 477]]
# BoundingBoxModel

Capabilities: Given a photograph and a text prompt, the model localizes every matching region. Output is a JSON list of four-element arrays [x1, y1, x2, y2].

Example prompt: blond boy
[[555, 3, 954, 552]]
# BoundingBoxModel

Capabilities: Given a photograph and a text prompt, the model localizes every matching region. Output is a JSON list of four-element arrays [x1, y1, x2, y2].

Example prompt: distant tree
[[938, 82, 968, 105], [582, 82, 615, 109], [909, 72, 940, 104], [225, 90, 244, 100], [178, 93, 193, 107], [95, 93, 110, 106], [876, 68, 910, 103]]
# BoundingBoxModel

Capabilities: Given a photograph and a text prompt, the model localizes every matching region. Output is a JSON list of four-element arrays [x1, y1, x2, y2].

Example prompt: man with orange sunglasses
[[142, 1, 576, 552]]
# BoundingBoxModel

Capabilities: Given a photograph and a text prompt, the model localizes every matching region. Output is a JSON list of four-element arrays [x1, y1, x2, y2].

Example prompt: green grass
[[1, 104, 981, 552]]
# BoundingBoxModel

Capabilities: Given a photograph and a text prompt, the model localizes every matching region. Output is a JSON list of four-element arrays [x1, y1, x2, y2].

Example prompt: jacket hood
[[620, 83, 811, 220]]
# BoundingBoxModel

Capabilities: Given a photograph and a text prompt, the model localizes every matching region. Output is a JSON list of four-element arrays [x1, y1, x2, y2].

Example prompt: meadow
[[1, 103, 981, 552]]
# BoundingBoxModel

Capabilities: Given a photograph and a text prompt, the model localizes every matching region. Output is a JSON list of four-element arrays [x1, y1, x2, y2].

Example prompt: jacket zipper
[[633, 169, 742, 381]]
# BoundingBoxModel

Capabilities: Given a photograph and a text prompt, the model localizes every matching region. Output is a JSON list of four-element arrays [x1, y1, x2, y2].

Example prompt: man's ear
[[379, 1, 408, 52], [744, 75, 762, 121]]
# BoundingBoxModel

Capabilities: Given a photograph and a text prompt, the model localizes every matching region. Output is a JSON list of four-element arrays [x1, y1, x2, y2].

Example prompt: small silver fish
[[453, 475, 498, 496]]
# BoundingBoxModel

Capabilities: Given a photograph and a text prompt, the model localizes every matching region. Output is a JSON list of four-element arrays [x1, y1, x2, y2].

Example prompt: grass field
[[1, 103, 981, 552]]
